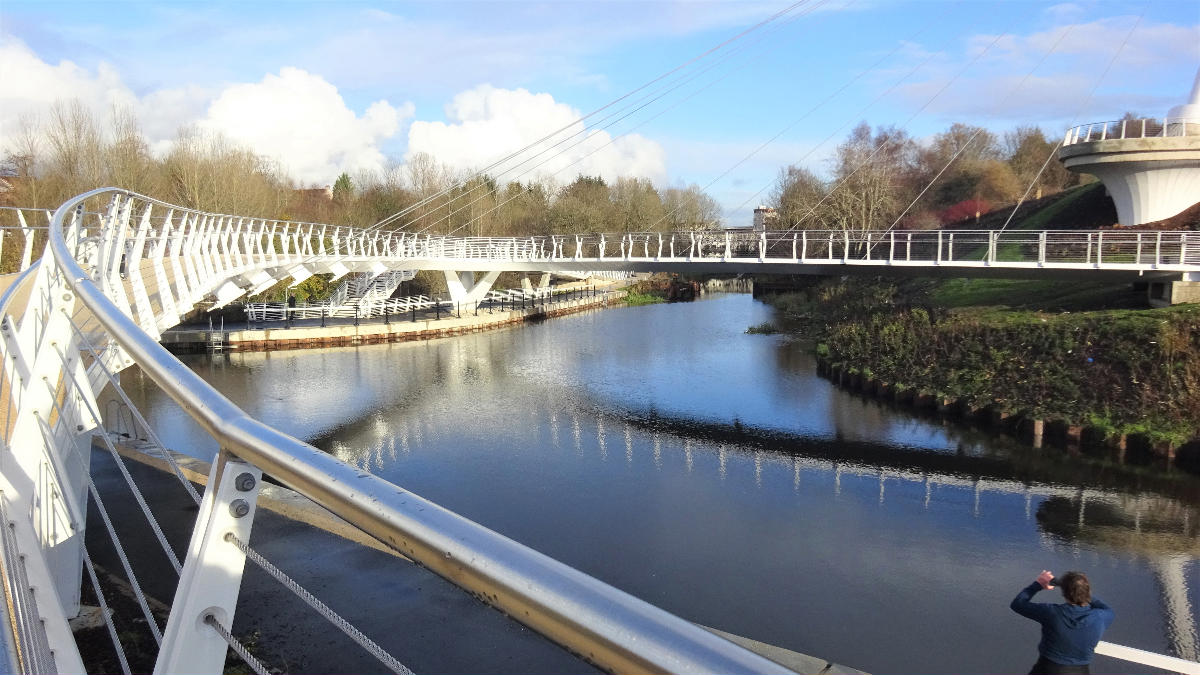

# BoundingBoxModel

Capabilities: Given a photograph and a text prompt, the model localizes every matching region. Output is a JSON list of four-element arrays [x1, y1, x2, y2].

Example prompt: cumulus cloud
[[0, 39, 412, 185], [195, 68, 413, 184], [405, 85, 665, 184], [0, 38, 137, 136]]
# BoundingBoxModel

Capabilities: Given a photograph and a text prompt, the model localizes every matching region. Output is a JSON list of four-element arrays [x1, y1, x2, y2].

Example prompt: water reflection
[[125, 294, 1200, 674]]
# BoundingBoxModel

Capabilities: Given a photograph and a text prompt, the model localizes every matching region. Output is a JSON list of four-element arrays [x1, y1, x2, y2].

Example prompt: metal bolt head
[[229, 499, 250, 518], [234, 473, 257, 492]]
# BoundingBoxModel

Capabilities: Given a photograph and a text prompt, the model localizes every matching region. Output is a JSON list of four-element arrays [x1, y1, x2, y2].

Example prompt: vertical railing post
[[889, 231, 895, 264], [1039, 231, 1047, 266], [1136, 232, 1143, 265], [154, 457, 263, 675], [1086, 233, 1093, 264], [948, 233, 954, 261], [937, 230, 943, 263], [1096, 231, 1103, 266], [988, 231, 996, 264], [1180, 233, 1188, 265], [1155, 232, 1162, 267], [906, 232, 912, 261]]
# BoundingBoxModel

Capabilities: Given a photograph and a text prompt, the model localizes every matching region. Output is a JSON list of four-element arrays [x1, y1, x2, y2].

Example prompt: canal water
[[123, 293, 1199, 674]]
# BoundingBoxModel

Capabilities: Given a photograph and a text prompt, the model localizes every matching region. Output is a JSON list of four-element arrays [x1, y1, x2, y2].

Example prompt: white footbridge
[[0, 188, 1197, 674]]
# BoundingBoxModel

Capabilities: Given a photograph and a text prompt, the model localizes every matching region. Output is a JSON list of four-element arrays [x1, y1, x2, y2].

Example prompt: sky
[[1, 0, 1197, 224]]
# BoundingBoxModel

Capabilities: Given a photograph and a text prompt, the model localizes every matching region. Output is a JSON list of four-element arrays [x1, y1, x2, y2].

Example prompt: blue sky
[[1, 1, 1197, 222]]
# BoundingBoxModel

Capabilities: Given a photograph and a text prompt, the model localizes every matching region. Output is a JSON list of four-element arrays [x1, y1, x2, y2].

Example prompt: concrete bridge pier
[[444, 270, 500, 305], [1148, 272, 1200, 308]]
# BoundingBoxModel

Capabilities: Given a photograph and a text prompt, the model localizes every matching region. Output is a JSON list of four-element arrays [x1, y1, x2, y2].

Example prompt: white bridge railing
[[1063, 117, 1200, 146], [0, 188, 1197, 674]]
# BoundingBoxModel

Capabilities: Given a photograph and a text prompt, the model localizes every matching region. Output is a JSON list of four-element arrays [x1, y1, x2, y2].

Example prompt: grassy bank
[[762, 277, 1200, 446], [623, 278, 669, 306]]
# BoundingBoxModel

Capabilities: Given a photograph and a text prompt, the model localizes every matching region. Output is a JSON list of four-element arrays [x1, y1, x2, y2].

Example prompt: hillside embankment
[[757, 185, 1200, 469]]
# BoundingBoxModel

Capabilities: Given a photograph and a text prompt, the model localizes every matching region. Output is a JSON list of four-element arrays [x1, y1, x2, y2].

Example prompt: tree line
[[770, 121, 1092, 235], [1, 101, 721, 236]]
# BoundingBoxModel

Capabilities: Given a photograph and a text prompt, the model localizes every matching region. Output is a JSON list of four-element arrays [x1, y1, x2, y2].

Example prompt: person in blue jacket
[[1011, 570, 1114, 674]]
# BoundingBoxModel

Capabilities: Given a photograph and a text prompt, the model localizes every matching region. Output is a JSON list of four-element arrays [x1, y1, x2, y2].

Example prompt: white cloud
[[0, 38, 137, 139], [196, 68, 413, 185], [0, 39, 413, 186], [405, 85, 666, 185]]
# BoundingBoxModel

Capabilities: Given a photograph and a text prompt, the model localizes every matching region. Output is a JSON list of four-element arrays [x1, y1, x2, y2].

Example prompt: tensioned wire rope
[[996, 9, 1147, 233], [748, 5, 1149, 241], [449, 0, 993, 240], [772, 14, 1022, 236], [259, 0, 834, 288], [368, 0, 818, 232], [396, 0, 840, 239], [256, 1, 823, 285], [880, 20, 1080, 234], [446, 0, 989, 241], [414, 0, 846, 239]]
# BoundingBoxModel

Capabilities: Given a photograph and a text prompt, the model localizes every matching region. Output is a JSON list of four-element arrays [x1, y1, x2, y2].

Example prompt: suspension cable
[[886, 21, 1077, 231], [782, 20, 1017, 234], [999, 9, 1146, 232], [425, 0, 839, 239], [370, 0, 814, 231]]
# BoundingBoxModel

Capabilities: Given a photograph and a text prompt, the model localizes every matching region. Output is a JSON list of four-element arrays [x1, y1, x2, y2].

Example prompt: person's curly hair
[[1059, 571, 1091, 606]]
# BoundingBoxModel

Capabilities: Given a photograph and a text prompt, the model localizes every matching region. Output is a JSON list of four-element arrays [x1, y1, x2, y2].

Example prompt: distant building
[[752, 205, 777, 232], [294, 185, 333, 204]]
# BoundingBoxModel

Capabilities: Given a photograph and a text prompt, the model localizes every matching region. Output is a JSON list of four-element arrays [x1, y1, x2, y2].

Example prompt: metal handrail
[[49, 189, 793, 673]]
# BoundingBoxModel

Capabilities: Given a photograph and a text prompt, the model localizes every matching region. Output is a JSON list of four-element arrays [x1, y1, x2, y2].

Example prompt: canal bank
[[160, 289, 627, 353], [755, 276, 1200, 467]]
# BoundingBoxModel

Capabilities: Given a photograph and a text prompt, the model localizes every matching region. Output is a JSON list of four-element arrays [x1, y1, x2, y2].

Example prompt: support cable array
[[998, 10, 1146, 233], [370, 0, 816, 232], [423, 0, 841, 239]]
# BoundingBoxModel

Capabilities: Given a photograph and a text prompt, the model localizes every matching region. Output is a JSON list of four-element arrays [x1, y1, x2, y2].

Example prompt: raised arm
[[1011, 581, 1052, 620]]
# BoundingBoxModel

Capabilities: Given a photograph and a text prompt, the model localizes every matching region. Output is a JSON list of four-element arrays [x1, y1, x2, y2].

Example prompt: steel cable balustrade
[[31, 188, 797, 673]]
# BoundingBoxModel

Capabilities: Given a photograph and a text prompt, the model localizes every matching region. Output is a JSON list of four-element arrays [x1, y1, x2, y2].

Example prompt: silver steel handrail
[[49, 188, 793, 673]]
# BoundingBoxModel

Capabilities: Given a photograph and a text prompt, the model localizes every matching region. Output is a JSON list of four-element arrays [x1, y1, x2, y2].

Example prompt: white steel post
[[154, 456, 263, 675]]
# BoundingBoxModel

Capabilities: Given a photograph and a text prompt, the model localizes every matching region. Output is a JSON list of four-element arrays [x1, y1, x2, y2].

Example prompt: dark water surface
[[127, 293, 1199, 674]]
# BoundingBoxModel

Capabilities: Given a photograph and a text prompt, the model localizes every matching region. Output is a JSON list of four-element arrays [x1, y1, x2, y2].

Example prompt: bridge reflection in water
[[121, 293, 1200, 675]]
